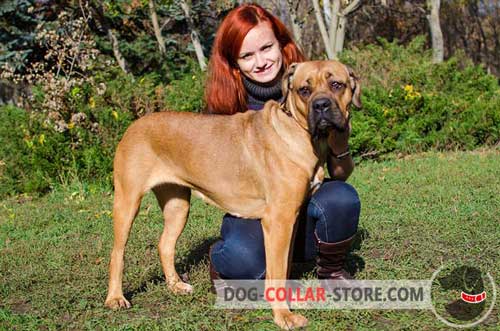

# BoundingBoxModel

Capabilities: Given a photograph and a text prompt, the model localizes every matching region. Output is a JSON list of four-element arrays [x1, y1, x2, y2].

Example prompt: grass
[[1, 149, 499, 330]]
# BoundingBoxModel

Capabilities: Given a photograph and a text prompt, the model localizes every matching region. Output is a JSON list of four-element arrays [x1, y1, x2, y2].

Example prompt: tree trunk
[[427, 0, 444, 63], [313, 0, 361, 59], [149, 0, 166, 55], [179, 0, 207, 71], [323, 0, 332, 26], [329, 0, 341, 55], [312, 0, 334, 59], [286, 0, 302, 46], [335, 15, 346, 56], [334, 0, 362, 57], [108, 29, 128, 73], [91, 1, 128, 74]]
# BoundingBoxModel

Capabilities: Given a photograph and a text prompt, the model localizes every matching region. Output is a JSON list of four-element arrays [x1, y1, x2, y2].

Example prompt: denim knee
[[210, 215, 266, 279], [307, 181, 361, 243]]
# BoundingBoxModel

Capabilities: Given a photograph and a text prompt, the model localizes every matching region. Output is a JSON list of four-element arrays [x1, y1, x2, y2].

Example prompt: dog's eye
[[298, 86, 311, 98], [330, 81, 345, 90]]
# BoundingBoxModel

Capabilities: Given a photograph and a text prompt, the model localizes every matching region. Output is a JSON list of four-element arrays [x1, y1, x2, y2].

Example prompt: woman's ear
[[282, 63, 299, 97], [346, 66, 362, 108]]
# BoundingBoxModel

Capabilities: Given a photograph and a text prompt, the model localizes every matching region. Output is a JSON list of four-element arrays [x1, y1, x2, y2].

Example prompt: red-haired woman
[[204, 4, 361, 283]]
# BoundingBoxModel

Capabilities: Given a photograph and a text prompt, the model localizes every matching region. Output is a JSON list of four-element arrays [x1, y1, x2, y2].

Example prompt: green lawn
[[1, 149, 499, 330]]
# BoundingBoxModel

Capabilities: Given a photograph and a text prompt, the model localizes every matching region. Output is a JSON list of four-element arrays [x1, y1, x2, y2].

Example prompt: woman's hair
[[203, 4, 305, 115]]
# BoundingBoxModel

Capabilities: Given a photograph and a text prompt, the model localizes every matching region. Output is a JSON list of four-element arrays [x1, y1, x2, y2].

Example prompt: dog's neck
[[266, 101, 323, 174]]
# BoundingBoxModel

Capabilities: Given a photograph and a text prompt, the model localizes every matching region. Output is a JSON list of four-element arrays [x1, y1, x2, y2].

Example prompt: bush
[[0, 60, 205, 197], [0, 106, 33, 196], [0, 103, 133, 196], [2, 37, 499, 197], [164, 69, 205, 112], [341, 37, 500, 158]]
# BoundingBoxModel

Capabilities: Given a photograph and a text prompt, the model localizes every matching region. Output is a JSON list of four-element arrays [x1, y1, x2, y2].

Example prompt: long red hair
[[203, 4, 305, 115]]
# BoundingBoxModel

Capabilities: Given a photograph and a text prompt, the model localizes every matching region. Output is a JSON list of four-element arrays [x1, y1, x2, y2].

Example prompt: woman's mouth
[[255, 63, 273, 74]]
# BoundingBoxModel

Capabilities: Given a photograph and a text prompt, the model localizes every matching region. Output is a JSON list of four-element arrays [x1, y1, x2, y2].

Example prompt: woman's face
[[237, 22, 283, 83]]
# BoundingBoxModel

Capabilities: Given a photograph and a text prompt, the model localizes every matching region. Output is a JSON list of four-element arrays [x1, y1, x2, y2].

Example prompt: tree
[[284, 0, 303, 46], [179, 0, 207, 71], [312, 0, 362, 59], [426, 0, 444, 62], [90, 0, 129, 73], [149, 0, 167, 55]]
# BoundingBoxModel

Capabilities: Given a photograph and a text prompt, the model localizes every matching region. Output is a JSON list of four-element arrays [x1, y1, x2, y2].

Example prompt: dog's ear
[[346, 66, 362, 108], [282, 63, 299, 97]]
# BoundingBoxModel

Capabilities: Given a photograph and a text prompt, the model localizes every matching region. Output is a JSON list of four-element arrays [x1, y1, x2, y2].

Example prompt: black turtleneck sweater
[[242, 74, 284, 111]]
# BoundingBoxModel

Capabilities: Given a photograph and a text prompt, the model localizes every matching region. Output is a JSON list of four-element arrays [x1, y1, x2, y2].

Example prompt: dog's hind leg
[[105, 183, 143, 309], [153, 184, 193, 294]]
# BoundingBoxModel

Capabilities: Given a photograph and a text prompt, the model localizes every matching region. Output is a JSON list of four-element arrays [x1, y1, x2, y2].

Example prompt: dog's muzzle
[[308, 97, 346, 138]]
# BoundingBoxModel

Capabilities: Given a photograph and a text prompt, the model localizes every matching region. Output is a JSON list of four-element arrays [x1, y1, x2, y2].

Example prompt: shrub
[[341, 37, 500, 159], [0, 106, 34, 196], [0, 60, 205, 197], [164, 68, 205, 112], [2, 37, 499, 197]]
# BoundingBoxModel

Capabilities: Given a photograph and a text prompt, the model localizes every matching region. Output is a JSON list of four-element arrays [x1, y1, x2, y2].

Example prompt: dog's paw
[[274, 311, 308, 330], [169, 281, 193, 295], [105, 296, 131, 309]]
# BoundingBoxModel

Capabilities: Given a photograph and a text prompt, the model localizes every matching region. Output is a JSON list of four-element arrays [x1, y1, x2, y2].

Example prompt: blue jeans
[[210, 181, 361, 279]]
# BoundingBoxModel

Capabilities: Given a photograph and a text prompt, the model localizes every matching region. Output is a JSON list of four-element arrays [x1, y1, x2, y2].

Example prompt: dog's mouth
[[308, 100, 347, 139]]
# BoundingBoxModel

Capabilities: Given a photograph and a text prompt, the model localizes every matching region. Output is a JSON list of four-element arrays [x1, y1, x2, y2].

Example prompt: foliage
[[0, 59, 204, 197], [88, 0, 225, 79], [0, 103, 133, 196], [1, 36, 499, 197], [341, 37, 500, 159], [164, 64, 205, 112], [0, 0, 42, 72]]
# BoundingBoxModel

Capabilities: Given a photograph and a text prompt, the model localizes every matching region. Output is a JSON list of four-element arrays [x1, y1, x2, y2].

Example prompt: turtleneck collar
[[242, 70, 284, 110]]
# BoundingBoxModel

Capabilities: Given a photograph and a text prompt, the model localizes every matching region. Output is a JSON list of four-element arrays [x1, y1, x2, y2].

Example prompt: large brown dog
[[105, 60, 361, 329]]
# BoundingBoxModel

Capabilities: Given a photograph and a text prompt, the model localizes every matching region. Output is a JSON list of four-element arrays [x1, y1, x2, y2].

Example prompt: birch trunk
[[329, 0, 341, 55], [289, 9, 302, 45], [334, 16, 346, 56], [93, 0, 128, 73], [426, 0, 444, 63], [323, 0, 332, 26], [108, 29, 128, 73], [312, 0, 334, 59], [334, 0, 362, 57], [313, 0, 362, 59], [149, 0, 166, 55], [179, 0, 207, 71]]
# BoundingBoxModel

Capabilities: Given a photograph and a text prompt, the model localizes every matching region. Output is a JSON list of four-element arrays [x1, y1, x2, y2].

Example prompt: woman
[[203, 4, 360, 282]]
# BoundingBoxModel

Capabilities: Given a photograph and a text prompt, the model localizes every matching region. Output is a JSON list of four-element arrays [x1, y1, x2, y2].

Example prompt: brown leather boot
[[315, 232, 355, 280]]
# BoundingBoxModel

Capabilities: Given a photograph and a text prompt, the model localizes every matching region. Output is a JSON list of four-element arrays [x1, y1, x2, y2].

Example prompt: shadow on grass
[[346, 227, 369, 276], [124, 228, 368, 300], [124, 237, 219, 300]]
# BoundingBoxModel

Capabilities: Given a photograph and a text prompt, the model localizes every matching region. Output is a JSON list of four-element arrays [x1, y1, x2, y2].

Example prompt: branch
[[341, 0, 363, 16]]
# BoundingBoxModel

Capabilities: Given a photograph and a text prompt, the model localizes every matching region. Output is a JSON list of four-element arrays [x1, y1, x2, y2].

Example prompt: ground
[[0, 149, 498, 330]]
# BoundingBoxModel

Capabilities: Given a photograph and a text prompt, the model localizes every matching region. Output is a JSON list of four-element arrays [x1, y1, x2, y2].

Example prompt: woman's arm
[[326, 127, 354, 181]]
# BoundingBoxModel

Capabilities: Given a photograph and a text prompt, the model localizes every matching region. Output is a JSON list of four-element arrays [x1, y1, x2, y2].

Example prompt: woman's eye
[[240, 53, 252, 60], [262, 44, 272, 51], [330, 81, 345, 90], [298, 86, 311, 97]]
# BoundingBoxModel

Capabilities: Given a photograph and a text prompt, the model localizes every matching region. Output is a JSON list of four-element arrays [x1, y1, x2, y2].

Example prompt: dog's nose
[[312, 98, 332, 113]]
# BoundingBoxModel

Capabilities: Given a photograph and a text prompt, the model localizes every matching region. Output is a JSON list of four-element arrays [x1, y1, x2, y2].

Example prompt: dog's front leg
[[262, 207, 308, 330]]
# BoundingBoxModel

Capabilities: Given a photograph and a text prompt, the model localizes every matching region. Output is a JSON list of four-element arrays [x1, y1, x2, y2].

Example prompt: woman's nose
[[255, 53, 266, 68]]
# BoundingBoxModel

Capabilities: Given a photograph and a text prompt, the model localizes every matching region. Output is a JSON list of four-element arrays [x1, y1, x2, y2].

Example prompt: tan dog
[[105, 60, 361, 329]]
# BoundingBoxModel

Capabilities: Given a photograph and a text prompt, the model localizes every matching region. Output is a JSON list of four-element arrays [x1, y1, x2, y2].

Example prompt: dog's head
[[282, 60, 361, 139]]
